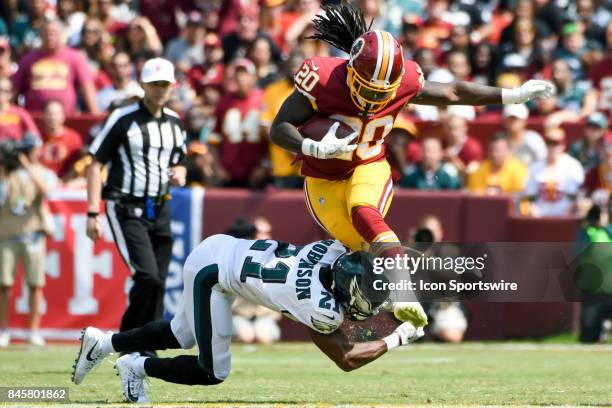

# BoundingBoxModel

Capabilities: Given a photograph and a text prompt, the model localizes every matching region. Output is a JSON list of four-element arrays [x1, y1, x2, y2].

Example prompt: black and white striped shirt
[[89, 100, 186, 199]]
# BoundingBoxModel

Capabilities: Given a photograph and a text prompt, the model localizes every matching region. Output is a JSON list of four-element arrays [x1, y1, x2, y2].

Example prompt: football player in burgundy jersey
[[270, 4, 555, 260]]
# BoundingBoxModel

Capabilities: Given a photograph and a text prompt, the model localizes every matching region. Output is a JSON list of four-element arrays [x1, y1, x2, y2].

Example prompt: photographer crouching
[[0, 135, 57, 347]]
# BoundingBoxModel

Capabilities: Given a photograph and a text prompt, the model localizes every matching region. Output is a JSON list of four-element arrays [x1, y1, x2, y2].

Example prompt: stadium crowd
[[0, 0, 609, 217]]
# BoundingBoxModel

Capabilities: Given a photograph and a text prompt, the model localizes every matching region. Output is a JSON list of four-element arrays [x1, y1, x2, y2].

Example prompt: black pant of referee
[[105, 196, 173, 337]]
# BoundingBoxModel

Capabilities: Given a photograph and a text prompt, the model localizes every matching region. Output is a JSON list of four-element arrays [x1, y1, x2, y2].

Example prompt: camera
[[0, 133, 40, 171], [0, 138, 23, 170]]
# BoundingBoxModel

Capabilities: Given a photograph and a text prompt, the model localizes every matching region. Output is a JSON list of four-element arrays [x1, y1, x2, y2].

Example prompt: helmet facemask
[[331, 252, 389, 321], [347, 64, 401, 113]]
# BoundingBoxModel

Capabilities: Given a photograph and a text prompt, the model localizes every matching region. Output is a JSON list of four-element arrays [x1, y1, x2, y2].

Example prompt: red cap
[[232, 58, 256, 75]]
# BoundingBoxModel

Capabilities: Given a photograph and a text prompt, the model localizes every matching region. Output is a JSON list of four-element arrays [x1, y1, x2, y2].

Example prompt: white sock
[[100, 333, 116, 354], [134, 356, 148, 377]]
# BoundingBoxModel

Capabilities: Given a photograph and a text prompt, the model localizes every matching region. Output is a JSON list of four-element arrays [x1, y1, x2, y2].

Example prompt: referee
[[86, 58, 187, 355]]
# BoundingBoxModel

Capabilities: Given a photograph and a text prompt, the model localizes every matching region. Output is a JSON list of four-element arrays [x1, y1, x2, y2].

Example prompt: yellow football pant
[[304, 160, 394, 251]]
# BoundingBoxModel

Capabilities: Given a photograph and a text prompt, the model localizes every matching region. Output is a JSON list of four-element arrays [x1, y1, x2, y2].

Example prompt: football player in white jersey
[[72, 234, 424, 403]]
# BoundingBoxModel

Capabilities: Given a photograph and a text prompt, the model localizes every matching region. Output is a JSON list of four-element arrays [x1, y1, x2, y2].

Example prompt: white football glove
[[301, 122, 358, 159], [383, 301, 428, 328], [502, 80, 556, 104], [383, 322, 425, 350]]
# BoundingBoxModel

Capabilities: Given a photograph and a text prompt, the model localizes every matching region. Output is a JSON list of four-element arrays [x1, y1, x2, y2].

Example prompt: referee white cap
[[141, 58, 176, 84]]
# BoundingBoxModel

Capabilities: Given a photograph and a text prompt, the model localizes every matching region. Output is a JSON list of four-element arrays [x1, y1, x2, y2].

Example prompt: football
[[299, 118, 356, 142]]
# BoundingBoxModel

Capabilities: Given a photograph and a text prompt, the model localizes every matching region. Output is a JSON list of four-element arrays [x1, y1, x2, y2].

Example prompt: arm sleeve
[[88, 109, 124, 163], [293, 58, 327, 112], [171, 123, 187, 166]]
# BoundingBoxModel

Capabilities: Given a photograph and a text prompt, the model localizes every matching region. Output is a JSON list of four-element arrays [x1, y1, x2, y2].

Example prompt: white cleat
[[29, 332, 46, 347], [72, 327, 111, 385], [115, 353, 149, 403]]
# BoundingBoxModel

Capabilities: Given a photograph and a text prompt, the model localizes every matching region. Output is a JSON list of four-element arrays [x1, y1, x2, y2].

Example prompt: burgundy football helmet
[[347, 30, 404, 113]]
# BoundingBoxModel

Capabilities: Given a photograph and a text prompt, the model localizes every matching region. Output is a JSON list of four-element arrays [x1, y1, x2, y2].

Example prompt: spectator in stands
[[10, 0, 49, 53], [499, 0, 549, 50], [93, 0, 129, 41], [56, 0, 86, 47], [222, 2, 281, 65], [447, 50, 471, 82], [187, 33, 225, 96], [417, 0, 452, 51], [260, 52, 304, 189], [283, 0, 322, 52], [123, 16, 162, 58], [409, 215, 468, 343], [0, 36, 14, 78], [97, 51, 143, 112], [138, 0, 180, 44], [209, 59, 268, 188], [0, 77, 40, 142], [413, 47, 437, 80], [38, 100, 83, 181], [247, 37, 280, 89], [0, 133, 56, 347], [185, 141, 214, 187], [551, 58, 598, 116], [501, 18, 545, 75], [500, 104, 547, 166], [554, 22, 595, 81], [13, 18, 100, 114], [588, 22, 611, 115], [400, 137, 461, 190], [576, 203, 612, 343], [441, 25, 470, 64], [184, 104, 210, 143], [584, 134, 612, 198], [468, 133, 528, 195], [573, 0, 608, 48], [385, 114, 419, 181], [164, 11, 205, 73], [399, 21, 419, 59], [524, 127, 585, 217], [77, 18, 114, 88], [224, 217, 282, 344], [260, 0, 295, 53], [570, 111, 609, 172], [441, 112, 482, 176], [469, 42, 498, 87]]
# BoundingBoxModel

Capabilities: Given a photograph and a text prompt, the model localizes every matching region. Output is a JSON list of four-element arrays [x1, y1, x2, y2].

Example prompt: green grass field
[[1, 342, 611, 407]]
